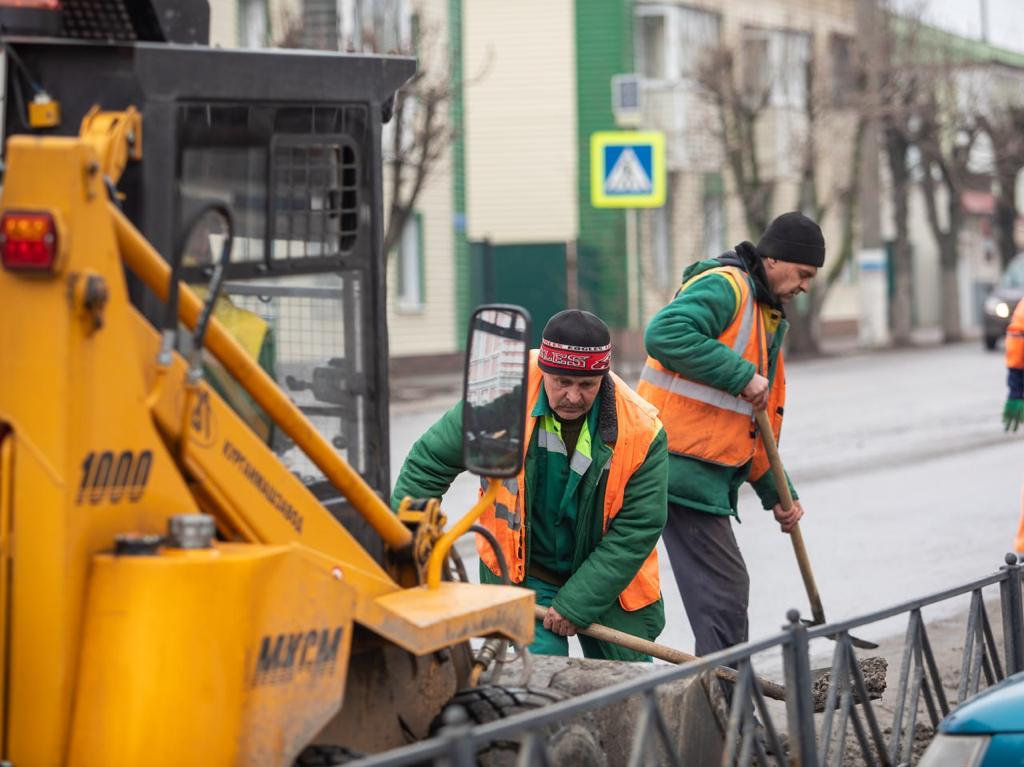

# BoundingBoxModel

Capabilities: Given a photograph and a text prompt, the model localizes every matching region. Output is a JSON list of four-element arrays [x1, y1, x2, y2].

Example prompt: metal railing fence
[[348, 555, 1024, 767]]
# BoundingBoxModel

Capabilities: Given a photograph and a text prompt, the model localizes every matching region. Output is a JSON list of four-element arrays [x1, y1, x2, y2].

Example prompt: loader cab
[[1, 7, 415, 558]]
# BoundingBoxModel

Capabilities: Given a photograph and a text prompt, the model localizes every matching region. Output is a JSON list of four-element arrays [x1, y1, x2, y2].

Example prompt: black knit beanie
[[756, 212, 826, 267], [537, 310, 611, 376]]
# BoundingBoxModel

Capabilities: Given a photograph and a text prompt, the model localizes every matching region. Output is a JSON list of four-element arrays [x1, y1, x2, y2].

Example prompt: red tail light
[[0, 211, 59, 271]]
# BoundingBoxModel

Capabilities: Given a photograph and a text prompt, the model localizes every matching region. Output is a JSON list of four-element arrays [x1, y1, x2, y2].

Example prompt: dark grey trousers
[[662, 503, 750, 657]]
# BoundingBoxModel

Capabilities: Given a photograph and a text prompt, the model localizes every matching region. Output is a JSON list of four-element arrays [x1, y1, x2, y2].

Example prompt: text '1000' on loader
[[0, 3, 536, 764]]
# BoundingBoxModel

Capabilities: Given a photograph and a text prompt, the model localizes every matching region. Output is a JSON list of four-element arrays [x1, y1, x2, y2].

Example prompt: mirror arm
[[425, 478, 501, 589]]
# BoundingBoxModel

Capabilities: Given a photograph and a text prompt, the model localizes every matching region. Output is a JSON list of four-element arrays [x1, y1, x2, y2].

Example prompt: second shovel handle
[[531, 606, 789, 701], [788, 525, 826, 625], [753, 409, 826, 626], [753, 409, 793, 511]]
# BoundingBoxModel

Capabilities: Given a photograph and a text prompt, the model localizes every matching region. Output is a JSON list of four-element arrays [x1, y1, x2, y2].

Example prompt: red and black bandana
[[538, 339, 611, 375], [536, 309, 613, 376]]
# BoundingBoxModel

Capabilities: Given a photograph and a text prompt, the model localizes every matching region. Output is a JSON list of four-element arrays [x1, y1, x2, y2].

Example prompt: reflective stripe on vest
[[476, 352, 663, 611], [479, 477, 523, 532], [639, 366, 753, 416], [636, 265, 767, 467]]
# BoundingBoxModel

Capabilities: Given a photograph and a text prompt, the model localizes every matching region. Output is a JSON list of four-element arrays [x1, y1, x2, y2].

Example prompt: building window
[[741, 26, 811, 110], [830, 33, 857, 106], [637, 10, 668, 80], [396, 213, 424, 311], [677, 7, 721, 79], [309, 0, 411, 53], [635, 4, 720, 83], [742, 33, 771, 102], [651, 194, 673, 288], [368, 0, 405, 53], [239, 0, 267, 48], [702, 173, 725, 260]]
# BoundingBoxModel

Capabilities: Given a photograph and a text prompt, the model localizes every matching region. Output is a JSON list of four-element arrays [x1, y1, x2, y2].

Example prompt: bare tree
[[875, 6, 928, 347], [915, 102, 978, 343], [273, 4, 457, 261], [909, 27, 993, 344], [789, 116, 869, 354], [786, 48, 869, 355], [977, 105, 1024, 269], [698, 35, 867, 356], [880, 9, 1020, 345], [884, 122, 915, 345], [383, 62, 453, 257], [698, 47, 774, 239]]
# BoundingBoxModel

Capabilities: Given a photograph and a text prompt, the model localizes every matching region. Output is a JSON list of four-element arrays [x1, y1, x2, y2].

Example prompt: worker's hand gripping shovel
[[754, 410, 878, 650]]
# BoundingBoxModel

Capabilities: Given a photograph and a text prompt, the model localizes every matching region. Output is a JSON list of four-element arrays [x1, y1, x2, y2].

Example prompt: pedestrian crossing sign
[[590, 131, 666, 208]]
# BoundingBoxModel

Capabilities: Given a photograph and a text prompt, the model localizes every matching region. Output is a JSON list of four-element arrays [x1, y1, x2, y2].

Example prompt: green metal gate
[[469, 241, 568, 347]]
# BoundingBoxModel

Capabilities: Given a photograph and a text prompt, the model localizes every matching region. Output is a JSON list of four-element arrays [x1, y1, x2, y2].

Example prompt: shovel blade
[[800, 619, 879, 650], [849, 635, 880, 650]]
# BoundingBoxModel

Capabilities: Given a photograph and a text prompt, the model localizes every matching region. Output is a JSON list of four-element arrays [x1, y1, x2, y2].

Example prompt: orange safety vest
[[1016, 483, 1024, 555], [1008, 299, 1024, 553], [637, 265, 785, 474], [1007, 298, 1024, 369], [476, 352, 663, 612]]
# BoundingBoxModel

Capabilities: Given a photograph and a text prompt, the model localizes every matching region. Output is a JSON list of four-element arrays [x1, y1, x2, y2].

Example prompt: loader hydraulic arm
[[74, 106, 413, 552], [110, 204, 414, 552]]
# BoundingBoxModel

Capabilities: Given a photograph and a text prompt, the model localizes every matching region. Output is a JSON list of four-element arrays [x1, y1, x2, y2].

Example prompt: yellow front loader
[[0, 9, 536, 766]]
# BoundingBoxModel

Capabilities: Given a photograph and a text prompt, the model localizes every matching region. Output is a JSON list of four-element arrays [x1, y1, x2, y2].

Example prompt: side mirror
[[462, 305, 531, 478]]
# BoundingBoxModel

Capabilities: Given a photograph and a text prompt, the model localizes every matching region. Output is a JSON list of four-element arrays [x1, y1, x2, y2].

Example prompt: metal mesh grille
[[179, 104, 367, 273], [60, 0, 147, 40], [216, 273, 367, 482], [271, 138, 359, 262]]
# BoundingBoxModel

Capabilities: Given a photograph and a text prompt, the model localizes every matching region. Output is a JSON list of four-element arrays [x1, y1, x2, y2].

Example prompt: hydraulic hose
[[467, 523, 513, 686], [470, 523, 510, 585]]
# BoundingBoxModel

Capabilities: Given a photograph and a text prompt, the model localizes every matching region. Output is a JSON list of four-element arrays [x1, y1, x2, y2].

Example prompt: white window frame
[[395, 212, 424, 312], [239, 0, 268, 49], [635, 3, 720, 85], [702, 188, 725, 261], [338, 0, 411, 53], [676, 6, 721, 81], [635, 4, 672, 84], [742, 26, 812, 110], [651, 200, 673, 289]]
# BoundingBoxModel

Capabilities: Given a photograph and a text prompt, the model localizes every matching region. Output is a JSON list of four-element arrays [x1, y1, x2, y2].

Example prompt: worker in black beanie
[[393, 308, 669, 661], [638, 211, 824, 656]]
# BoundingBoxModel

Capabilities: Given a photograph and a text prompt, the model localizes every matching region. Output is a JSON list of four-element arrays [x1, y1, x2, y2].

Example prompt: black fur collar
[[597, 374, 618, 445]]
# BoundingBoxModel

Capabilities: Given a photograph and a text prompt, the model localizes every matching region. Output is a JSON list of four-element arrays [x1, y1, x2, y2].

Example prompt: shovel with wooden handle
[[753, 409, 878, 650], [531, 605, 789, 702], [529, 606, 886, 709]]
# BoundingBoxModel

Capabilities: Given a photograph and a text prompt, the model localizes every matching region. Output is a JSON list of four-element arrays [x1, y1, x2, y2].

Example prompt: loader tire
[[433, 684, 567, 727], [431, 685, 605, 766], [293, 745, 363, 766]]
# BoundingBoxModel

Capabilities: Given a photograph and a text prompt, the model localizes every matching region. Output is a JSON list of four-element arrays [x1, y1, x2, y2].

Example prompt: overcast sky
[[894, 0, 1024, 55]]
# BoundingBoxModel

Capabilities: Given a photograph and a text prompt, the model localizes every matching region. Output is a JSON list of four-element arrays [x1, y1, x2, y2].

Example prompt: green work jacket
[[392, 376, 668, 637], [644, 256, 796, 517]]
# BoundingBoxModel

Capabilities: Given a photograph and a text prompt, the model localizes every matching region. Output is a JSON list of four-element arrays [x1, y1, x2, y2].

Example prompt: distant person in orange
[[1002, 297, 1024, 557]]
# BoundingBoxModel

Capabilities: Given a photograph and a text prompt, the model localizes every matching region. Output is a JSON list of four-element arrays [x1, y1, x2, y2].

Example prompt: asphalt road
[[389, 341, 1022, 655]]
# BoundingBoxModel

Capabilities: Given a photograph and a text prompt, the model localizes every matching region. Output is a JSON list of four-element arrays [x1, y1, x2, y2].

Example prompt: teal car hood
[[943, 672, 1024, 735]]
